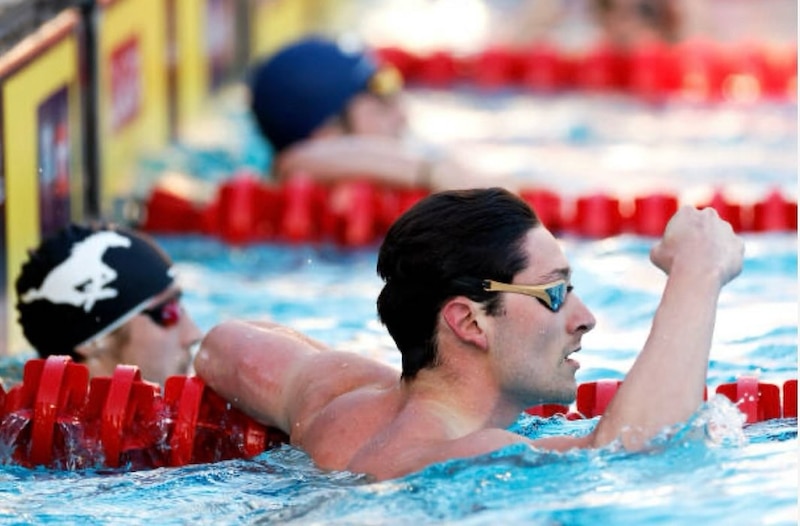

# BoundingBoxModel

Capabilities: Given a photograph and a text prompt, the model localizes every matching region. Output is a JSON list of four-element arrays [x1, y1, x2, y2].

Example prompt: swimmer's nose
[[569, 294, 596, 334]]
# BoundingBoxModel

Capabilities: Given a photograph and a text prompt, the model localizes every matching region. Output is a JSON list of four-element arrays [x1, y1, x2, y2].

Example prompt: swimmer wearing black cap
[[16, 223, 203, 385], [248, 36, 513, 192]]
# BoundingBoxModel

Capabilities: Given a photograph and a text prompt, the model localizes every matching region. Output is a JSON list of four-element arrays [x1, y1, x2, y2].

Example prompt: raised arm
[[589, 206, 744, 449]]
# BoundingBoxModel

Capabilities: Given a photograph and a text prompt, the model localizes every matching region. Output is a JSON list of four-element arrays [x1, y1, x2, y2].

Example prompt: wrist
[[668, 256, 726, 289]]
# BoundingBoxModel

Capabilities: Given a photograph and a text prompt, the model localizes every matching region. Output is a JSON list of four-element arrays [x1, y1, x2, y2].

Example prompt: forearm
[[591, 263, 723, 449], [276, 137, 508, 192], [277, 137, 421, 188]]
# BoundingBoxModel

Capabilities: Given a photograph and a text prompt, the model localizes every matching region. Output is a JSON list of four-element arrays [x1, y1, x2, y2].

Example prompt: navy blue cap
[[249, 36, 378, 152], [16, 223, 175, 358]]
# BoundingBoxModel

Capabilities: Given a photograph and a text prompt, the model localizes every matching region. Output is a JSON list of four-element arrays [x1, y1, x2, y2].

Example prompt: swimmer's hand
[[649, 206, 744, 287]]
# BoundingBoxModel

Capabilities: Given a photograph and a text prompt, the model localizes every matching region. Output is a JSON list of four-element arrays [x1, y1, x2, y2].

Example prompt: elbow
[[193, 320, 242, 382], [192, 341, 215, 384], [193, 343, 214, 381]]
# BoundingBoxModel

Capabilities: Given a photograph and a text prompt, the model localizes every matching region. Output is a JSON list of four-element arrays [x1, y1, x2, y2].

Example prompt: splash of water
[[0, 412, 29, 463], [662, 395, 748, 448]]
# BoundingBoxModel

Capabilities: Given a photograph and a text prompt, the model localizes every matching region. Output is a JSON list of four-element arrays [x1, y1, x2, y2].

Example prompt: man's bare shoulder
[[289, 350, 399, 428], [300, 349, 399, 389]]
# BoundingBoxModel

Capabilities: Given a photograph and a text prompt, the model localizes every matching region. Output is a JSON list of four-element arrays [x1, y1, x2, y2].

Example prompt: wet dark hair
[[376, 188, 540, 380]]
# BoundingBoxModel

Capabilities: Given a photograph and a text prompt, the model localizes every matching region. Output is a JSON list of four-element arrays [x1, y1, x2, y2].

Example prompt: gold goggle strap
[[482, 279, 566, 308]]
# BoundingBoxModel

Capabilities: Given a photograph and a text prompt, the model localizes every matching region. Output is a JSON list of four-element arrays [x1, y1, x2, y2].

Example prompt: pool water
[[1, 231, 794, 525], [1, 86, 797, 524]]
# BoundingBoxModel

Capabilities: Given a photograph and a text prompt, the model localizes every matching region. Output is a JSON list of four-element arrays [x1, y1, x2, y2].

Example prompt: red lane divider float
[[0, 356, 289, 470], [30, 356, 89, 466], [526, 377, 798, 423], [571, 194, 624, 238], [577, 379, 623, 418], [783, 380, 797, 418], [631, 193, 680, 237], [0, 359, 795, 470], [141, 174, 797, 246], [716, 377, 782, 424], [375, 39, 797, 103]]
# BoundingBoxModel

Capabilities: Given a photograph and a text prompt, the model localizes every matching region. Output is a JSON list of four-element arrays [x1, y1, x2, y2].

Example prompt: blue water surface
[[0, 407, 794, 525], [0, 232, 795, 525], [1, 84, 797, 524]]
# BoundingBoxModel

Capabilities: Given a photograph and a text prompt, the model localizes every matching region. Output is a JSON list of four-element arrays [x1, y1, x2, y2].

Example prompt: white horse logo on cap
[[20, 231, 131, 312]]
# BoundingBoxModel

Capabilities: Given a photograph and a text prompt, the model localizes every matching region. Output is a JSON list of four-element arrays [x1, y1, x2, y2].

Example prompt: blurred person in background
[[592, 0, 683, 48], [248, 35, 509, 192], [15, 223, 202, 386], [488, 0, 683, 49]]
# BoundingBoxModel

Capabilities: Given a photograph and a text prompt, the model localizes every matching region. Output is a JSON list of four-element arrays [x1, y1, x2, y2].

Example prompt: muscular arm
[[588, 207, 744, 449], [193, 319, 398, 433]]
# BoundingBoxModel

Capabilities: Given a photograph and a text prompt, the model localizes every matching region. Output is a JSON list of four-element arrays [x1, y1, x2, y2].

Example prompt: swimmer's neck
[[399, 365, 523, 434]]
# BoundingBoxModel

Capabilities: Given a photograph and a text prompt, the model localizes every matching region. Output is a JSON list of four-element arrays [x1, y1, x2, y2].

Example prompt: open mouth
[[564, 348, 581, 367]]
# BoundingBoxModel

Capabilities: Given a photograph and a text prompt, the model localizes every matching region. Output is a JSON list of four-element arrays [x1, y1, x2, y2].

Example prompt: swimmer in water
[[16, 223, 202, 386], [196, 187, 744, 480], [248, 36, 514, 192]]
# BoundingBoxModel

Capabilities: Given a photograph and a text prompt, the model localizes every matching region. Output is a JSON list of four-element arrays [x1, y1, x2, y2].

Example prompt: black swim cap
[[249, 36, 378, 152], [15, 223, 175, 358]]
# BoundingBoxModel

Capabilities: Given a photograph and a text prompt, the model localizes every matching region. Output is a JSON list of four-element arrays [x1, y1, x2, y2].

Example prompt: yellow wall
[[1, 14, 81, 355], [174, 0, 206, 135], [97, 0, 169, 218], [250, 0, 314, 61]]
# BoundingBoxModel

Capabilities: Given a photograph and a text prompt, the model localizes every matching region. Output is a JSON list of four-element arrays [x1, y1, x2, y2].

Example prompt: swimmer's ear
[[441, 297, 488, 351]]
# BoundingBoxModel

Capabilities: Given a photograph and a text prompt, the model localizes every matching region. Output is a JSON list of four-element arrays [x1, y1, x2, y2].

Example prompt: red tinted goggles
[[141, 293, 182, 328]]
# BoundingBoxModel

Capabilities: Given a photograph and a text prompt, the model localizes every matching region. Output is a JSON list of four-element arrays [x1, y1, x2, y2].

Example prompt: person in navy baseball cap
[[16, 223, 203, 385]]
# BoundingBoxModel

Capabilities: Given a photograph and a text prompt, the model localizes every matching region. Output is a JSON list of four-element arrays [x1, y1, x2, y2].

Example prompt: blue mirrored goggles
[[482, 279, 570, 312]]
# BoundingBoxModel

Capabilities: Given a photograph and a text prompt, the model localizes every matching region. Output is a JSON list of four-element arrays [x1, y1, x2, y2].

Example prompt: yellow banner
[[97, 0, 169, 218], [250, 0, 312, 61], [1, 15, 80, 355], [172, 0, 242, 136], [173, 0, 205, 134]]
